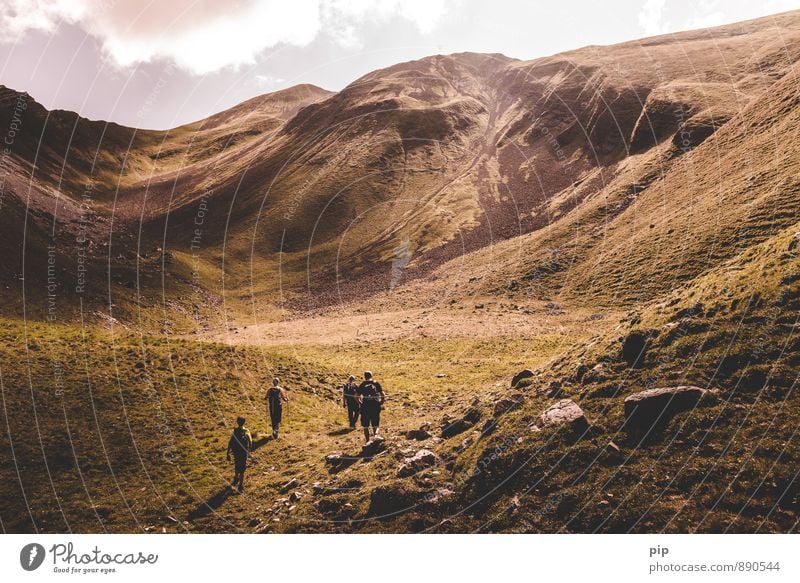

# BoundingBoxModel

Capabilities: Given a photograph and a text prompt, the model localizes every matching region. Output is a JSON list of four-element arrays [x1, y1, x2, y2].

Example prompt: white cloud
[[0, 0, 454, 74], [253, 73, 285, 88], [0, 0, 86, 37], [637, 0, 669, 36]]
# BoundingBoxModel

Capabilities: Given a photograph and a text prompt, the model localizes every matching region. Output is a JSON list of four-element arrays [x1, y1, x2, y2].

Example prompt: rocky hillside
[[1, 11, 799, 325], [0, 10, 798, 534]]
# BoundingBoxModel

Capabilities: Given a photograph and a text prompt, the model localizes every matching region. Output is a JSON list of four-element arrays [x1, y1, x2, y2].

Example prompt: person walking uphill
[[357, 371, 385, 443], [226, 416, 252, 493], [342, 375, 360, 429], [266, 377, 289, 439]]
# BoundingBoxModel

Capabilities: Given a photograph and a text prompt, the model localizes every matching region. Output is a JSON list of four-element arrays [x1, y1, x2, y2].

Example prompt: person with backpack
[[356, 371, 385, 442], [226, 416, 252, 492], [266, 377, 289, 439], [342, 375, 360, 429]]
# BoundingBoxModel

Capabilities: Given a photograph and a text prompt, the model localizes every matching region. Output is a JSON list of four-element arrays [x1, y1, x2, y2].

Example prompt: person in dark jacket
[[266, 377, 289, 439], [356, 371, 385, 442], [342, 375, 360, 428], [226, 416, 252, 492]]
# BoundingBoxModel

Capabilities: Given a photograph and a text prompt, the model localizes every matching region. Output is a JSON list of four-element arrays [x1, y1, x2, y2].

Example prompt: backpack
[[231, 428, 250, 456], [360, 380, 383, 402]]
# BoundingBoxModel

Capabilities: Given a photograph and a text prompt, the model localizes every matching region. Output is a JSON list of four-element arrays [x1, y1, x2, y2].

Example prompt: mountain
[[0, 10, 798, 534]]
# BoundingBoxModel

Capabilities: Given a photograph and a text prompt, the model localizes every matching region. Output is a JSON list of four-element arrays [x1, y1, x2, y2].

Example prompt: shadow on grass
[[251, 436, 271, 452], [188, 487, 232, 521], [328, 427, 356, 436]]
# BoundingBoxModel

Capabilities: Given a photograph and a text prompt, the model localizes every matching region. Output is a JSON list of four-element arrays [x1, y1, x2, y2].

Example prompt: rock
[[441, 407, 482, 438], [442, 418, 473, 438], [455, 433, 477, 453], [405, 427, 433, 441], [601, 440, 623, 465], [289, 491, 302, 503], [534, 399, 588, 432], [436, 373, 447, 378], [463, 407, 481, 424], [324, 453, 351, 471], [426, 488, 455, 504], [621, 331, 649, 367], [624, 386, 712, 433], [573, 363, 589, 382], [248, 518, 261, 527], [584, 363, 607, 383], [546, 380, 563, 398], [511, 369, 534, 388], [398, 449, 438, 477], [360, 436, 387, 458], [279, 478, 299, 493], [493, 393, 525, 417]]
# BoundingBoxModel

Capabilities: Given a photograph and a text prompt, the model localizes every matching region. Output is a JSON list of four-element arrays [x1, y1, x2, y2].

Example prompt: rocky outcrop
[[624, 386, 712, 434]]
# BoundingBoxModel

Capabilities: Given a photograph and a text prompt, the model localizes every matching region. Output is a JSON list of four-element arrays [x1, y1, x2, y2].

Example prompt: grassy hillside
[[0, 11, 799, 534]]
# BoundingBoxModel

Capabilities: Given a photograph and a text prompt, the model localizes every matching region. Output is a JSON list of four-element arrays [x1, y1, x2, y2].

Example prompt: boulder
[[397, 449, 438, 477], [279, 478, 299, 493], [534, 399, 588, 432], [511, 369, 534, 387], [624, 386, 711, 433]]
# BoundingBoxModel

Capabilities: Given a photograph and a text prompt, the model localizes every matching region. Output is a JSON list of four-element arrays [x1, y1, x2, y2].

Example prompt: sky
[[0, 0, 798, 129]]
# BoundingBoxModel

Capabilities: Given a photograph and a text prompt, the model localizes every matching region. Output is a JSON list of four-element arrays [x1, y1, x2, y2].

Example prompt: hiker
[[226, 416, 252, 492], [342, 374, 360, 428], [266, 377, 289, 439], [356, 371, 385, 442]]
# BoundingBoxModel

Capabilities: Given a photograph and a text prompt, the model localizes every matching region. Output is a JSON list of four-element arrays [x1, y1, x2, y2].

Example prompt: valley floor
[[0, 304, 602, 533]]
